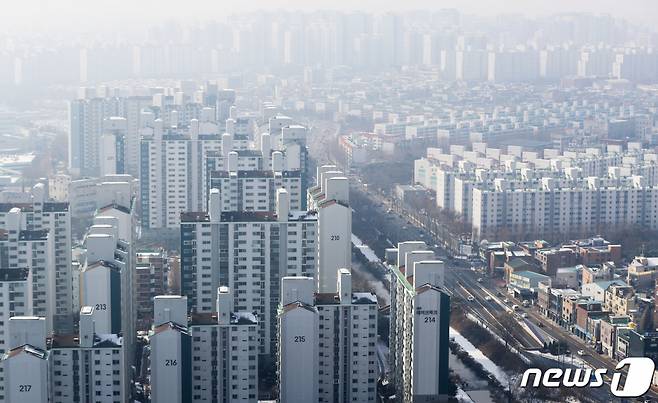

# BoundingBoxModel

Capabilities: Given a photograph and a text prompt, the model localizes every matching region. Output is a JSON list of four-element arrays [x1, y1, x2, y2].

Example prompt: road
[[351, 182, 640, 401], [307, 121, 656, 401]]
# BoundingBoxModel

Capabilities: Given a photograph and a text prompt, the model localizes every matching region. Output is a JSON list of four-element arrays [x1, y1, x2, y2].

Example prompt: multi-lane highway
[[346, 180, 656, 401], [308, 125, 657, 401]]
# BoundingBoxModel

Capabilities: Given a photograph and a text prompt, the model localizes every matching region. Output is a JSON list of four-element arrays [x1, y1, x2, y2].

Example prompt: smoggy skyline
[[2, 0, 657, 34]]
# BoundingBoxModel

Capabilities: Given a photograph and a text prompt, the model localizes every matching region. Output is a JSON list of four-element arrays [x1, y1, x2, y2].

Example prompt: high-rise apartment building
[[135, 249, 168, 330], [180, 188, 317, 354], [0, 269, 32, 353], [205, 130, 308, 211], [140, 119, 222, 229], [75, 192, 137, 402], [69, 96, 120, 177], [49, 306, 126, 403], [2, 317, 49, 403], [208, 153, 302, 213], [388, 241, 451, 402], [307, 165, 352, 293], [278, 270, 378, 403], [150, 291, 259, 403], [0, 183, 73, 333], [0, 273, 34, 402]]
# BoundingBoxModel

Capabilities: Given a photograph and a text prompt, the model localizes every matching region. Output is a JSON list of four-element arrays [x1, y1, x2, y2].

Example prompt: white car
[[503, 298, 510, 304], [467, 296, 475, 302], [484, 296, 492, 301], [577, 350, 586, 356], [521, 313, 528, 318]]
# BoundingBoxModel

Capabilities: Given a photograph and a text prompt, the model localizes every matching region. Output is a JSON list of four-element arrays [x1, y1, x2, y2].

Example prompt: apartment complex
[[414, 145, 658, 240], [71, 192, 137, 402], [180, 188, 318, 354], [150, 292, 259, 403], [387, 241, 451, 402], [49, 306, 126, 403], [135, 249, 168, 330], [0, 184, 73, 333], [2, 317, 49, 403], [140, 119, 222, 229], [278, 271, 378, 403], [307, 165, 352, 294]]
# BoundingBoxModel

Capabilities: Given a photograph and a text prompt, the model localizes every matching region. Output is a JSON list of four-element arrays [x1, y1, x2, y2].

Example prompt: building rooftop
[[3, 345, 47, 360], [211, 170, 301, 179], [189, 311, 258, 326], [50, 333, 122, 349]]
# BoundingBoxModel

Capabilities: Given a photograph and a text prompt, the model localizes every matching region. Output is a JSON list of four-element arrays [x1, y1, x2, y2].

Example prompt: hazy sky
[[3, 0, 657, 32]]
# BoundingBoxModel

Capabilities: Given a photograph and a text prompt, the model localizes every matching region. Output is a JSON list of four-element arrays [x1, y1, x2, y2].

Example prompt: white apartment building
[[150, 296, 191, 403], [99, 117, 127, 176], [49, 306, 125, 403], [414, 147, 658, 240], [208, 164, 302, 213], [49, 174, 138, 218], [69, 90, 218, 178], [413, 158, 439, 190], [307, 165, 352, 294], [0, 183, 73, 333], [388, 241, 451, 402], [69, 97, 119, 177], [278, 270, 378, 403], [0, 269, 32, 353], [140, 119, 222, 229], [189, 288, 258, 403], [0, 272, 33, 401], [150, 291, 259, 403], [0, 207, 55, 335], [471, 175, 658, 240], [180, 188, 318, 355], [2, 317, 49, 403], [205, 131, 308, 211], [77, 198, 136, 402]]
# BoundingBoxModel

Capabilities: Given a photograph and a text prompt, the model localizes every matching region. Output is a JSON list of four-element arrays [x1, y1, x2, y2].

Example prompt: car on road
[[467, 296, 475, 302], [484, 296, 492, 301], [521, 313, 528, 318], [477, 277, 483, 283], [503, 298, 509, 304], [577, 350, 586, 356], [512, 304, 520, 311], [522, 300, 530, 307]]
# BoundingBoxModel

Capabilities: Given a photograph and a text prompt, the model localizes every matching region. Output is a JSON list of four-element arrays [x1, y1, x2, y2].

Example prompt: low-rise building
[[535, 248, 578, 276], [575, 300, 605, 340], [600, 315, 632, 358], [628, 257, 658, 291], [617, 330, 658, 362]]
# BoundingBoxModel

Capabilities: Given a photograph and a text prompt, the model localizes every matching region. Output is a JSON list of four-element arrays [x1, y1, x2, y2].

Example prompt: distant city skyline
[[1, 1, 657, 34]]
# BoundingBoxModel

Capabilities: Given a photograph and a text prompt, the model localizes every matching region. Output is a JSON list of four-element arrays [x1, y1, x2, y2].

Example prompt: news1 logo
[[521, 357, 656, 397]]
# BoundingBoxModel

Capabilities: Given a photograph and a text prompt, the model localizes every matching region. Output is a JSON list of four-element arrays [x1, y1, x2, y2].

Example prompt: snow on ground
[[450, 327, 509, 388], [527, 349, 593, 370], [465, 313, 532, 364], [455, 388, 475, 403], [351, 234, 381, 263]]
